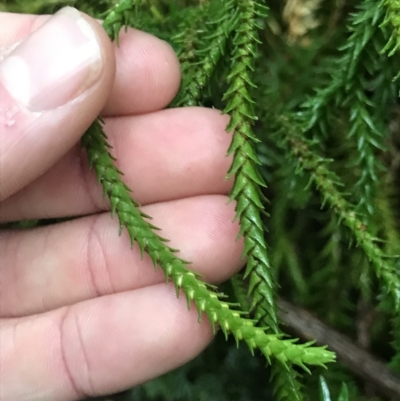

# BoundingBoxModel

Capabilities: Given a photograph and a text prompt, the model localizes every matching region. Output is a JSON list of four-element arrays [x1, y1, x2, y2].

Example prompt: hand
[[0, 8, 244, 401]]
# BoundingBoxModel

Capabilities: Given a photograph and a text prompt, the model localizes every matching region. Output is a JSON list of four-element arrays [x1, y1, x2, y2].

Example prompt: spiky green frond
[[91, 0, 334, 392], [273, 113, 400, 309], [225, 3, 306, 384], [171, 0, 237, 107], [319, 376, 350, 401], [377, 176, 400, 257], [305, 215, 356, 328], [230, 274, 305, 401], [377, 178, 400, 374], [222, 0, 278, 334], [269, 179, 308, 296], [299, 2, 386, 133], [296, 1, 394, 219], [101, 0, 140, 44], [339, 2, 394, 218], [269, 362, 304, 401], [382, 0, 400, 56], [81, 118, 335, 370], [170, 6, 206, 66]]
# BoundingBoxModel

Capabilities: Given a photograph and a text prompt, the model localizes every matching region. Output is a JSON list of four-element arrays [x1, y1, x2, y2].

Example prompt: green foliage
[[289, 1, 396, 222], [170, 0, 237, 107], [82, 118, 334, 370], [4, 0, 400, 400], [222, 0, 278, 334], [271, 112, 400, 308], [319, 376, 349, 401], [100, 0, 138, 44]]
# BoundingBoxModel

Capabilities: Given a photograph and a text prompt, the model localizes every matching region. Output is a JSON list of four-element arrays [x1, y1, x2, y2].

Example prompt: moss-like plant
[[4, 0, 400, 400]]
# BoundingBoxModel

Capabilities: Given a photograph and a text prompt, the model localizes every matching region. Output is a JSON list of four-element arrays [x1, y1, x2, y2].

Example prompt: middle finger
[[0, 107, 233, 222], [0, 195, 244, 318]]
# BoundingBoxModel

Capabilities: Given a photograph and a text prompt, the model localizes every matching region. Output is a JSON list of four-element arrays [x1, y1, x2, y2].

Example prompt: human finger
[[101, 28, 181, 116], [0, 108, 233, 222], [0, 7, 115, 201], [0, 12, 181, 117], [0, 195, 244, 317], [1, 284, 214, 401]]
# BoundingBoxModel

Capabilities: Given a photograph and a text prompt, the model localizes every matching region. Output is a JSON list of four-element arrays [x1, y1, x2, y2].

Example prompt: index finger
[[0, 11, 181, 116]]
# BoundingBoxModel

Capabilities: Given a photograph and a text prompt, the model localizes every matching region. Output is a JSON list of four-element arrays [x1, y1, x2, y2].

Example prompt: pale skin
[[0, 9, 245, 401]]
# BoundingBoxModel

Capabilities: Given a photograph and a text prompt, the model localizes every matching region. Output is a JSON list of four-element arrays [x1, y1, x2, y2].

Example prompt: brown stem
[[277, 298, 400, 400]]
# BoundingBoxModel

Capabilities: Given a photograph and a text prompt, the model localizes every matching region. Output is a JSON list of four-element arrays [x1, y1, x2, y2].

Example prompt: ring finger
[[0, 195, 244, 318]]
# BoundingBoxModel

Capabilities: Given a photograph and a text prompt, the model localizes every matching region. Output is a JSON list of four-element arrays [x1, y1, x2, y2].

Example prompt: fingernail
[[0, 7, 103, 112]]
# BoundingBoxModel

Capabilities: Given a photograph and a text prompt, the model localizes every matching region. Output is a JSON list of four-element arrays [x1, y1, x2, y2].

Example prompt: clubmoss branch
[[92, 0, 336, 384], [258, 1, 392, 240], [101, 0, 140, 44], [223, 14, 308, 397], [222, 0, 278, 333], [171, 0, 236, 107], [382, 0, 400, 57], [169, 5, 207, 106], [81, 118, 335, 369], [220, 3, 308, 394], [231, 272, 305, 401], [272, 112, 400, 309]]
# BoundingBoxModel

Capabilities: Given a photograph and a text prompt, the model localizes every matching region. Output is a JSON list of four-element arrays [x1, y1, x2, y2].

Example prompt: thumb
[[0, 7, 115, 201]]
